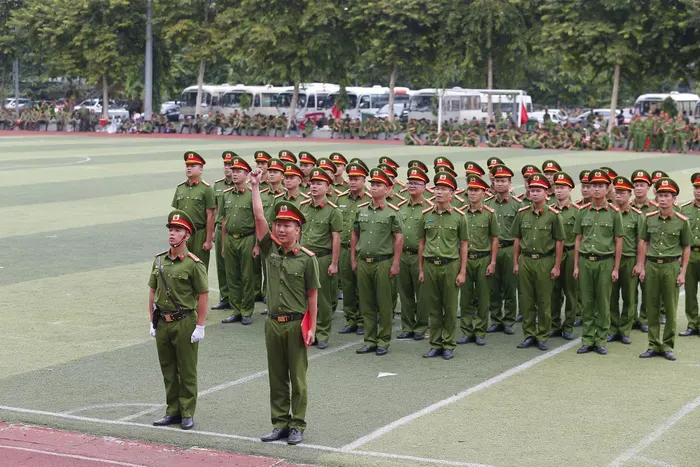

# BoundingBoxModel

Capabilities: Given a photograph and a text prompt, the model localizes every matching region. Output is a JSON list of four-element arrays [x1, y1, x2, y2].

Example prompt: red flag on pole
[[520, 102, 529, 126], [331, 102, 341, 119]]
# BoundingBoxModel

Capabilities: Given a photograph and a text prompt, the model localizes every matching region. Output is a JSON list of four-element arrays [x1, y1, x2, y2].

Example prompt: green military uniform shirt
[[681, 201, 700, 256], [550, 200, 580, 247], [353, 202, 403, 257], [512, 205, 566, 253], [632, 198, 658, 215], [259, 232, 321, 315], [262, 186, 285, 223], [218, 186, 255, 234], [148, 249, 209, 312], [573, 202, 624, 255], [486, 194, 522, 242], [300, 199, 343, 253], [641, 210, 692, 257], [398, 197, 433, 251], [213, 177, 234, 225], [337, 191, 369, 246], [172, 179, 216, 229], [418, 205, 469, 259], [462, 205, 499, 252], [619, 206, 645, 257]]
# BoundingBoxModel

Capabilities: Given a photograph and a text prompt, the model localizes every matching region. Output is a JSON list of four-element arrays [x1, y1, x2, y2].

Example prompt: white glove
[[191, 325, 205, 343], [150, 323, 156, 338]]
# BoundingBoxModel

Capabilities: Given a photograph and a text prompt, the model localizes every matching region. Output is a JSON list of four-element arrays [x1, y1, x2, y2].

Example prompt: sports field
[[1, 133, 700, 467]]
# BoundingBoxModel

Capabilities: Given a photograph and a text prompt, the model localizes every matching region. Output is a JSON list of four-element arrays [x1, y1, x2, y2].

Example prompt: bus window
[[359, 95, 371, 109], [260, 93, 278, 107], [307, 94, 315, 109], [316, 94, 329, 109], [254, 94, 261, 107], [211, 95, 220, 107], [371, 94, 389, 108], [410, 95, 432, 111], [222, 93, 242, 107]]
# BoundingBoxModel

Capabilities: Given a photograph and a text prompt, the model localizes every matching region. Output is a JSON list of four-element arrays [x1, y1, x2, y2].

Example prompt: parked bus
[[179, 84, 233, 118], [406, 88, 482, 122], [220, 85, 292, 117], [695, 100, 700, 122], [635, 92, 699, 122], [480, 92, 533, 117], [324, 86, 411, 120], [275, 83, 339, 122]]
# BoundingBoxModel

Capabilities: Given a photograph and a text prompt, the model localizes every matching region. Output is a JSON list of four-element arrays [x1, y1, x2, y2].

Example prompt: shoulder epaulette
[[518, 205, 531, 212], [334, 188, 345, 195], [483, 205, 495, 213], [548, 205, 559, 214], [422, 206, 433, 214], [300, 199, 312, 206], [387, 202, 399, 211], [512, 193, 523, 202], [201, 180, 211, 187], [397, 199, 408, 207], [299, 246, 315, 257], [215, 177, 225, 183], [156, 250, 168, 257], [630, 206, 642, 214], [399, 187, 408, 194], [676, 212, 689, 221], [426, 198, 435, 207], [358, 201, 370, 208], [328, 201, 338, 208], [571, 201, 581, 209], [260, 187, 270, 194], [455, 206, 466, 215], [274, 193, 285, 199], [394, 193, 406, 202], [426, 187, 435, 193], [427, 195, 436, 202], [485, 193, 495, 201], [396, 180, 406, 187], [271, 235, 282, 246], [300, 192, 310, 199], [682, 200, 693, 207], [223, 187, 235, 193], [337, 189, 349, 197], [608, 203, 620, 212], [178, 180, 187, 186], [650, 200, 659, 206], [647, 210, 659, 217], [454, 194, 465, 203], [580, 202, 592, 209], [187, 252, 201, 262]]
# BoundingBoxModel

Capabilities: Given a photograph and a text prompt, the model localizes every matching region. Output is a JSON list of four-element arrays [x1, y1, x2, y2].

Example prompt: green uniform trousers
[[214, 225, 229, 303], [422, 260, 460, 350], [638, 280, 666, 324], [684, 260, 700, 331], [398, 252, 427, 334], [460, 255, 491, 338], [610, 256, 637, 337], [551, 250, 578, 333], [340, 247, 361, 326], [519, 256, 555, 342], [264, 318, 308, 431], [253, 255, 263, 299], [156, 311, 198, 418], [644, 261, 680, 352], [579, 257, 613, 347], [224, 234, 255, 317], [633, 132, 644, 152], [187, 228, 210, 271], [315, 255, 334, 343], [357, 259, 395, 348], [489, 246, 517, 327]]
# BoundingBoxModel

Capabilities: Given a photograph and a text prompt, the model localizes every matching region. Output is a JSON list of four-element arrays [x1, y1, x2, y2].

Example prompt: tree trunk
[[287, 81, 299, 131], [195, 58, 206, 117], [388, 64, 396, 122], [607, 63, 620, 135], [102, 75, 109, 120], [487, 54, 493, 121], [0, 63, 5, 109]]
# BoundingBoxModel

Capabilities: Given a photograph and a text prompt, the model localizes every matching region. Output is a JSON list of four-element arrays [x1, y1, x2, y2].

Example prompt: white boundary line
[[62, 403, 161, 416], [0, 405, 491, 467], [340, 338, 581, 451], [0, 444, 146, 467], [607, 395, 700, 467]]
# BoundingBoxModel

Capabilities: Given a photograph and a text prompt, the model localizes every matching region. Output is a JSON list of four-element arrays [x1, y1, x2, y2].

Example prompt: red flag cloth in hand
[[331, 103, 341, 120], [520, 102, 529, 125], [301, 311, 311, 348]]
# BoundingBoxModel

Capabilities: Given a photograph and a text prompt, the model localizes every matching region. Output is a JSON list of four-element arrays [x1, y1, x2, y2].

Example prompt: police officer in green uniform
[[608, 176, 644, 344], [252, 151, 273, 301], [171, 152, 216, 271], [458, 175, 499, 345], [300, 168, 342, 349], [397, 167, 433, 340], [211, 152, 236, 310], [337, 162, 370, 335], [220, 157, 256, 325], [351, 168, 404, 356], [549, 172, 580, 340], [330, 152, 350, 194], [271, 163, 309, 217], [279, 149, 297, 165], [680, 173, 700, 337], [149, 210, 209, 430], [298, 151, 317, 195], [419, 171, 469, 360], [249, 169, 320, 445], [486, 164, 521, 334], [512, 174, 565, 350], [573, 169, 623, 355], [638, 177, 691, 361]]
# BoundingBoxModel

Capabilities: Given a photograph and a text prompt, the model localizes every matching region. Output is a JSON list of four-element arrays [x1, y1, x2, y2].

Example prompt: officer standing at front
[[149, 210, 209, 430]]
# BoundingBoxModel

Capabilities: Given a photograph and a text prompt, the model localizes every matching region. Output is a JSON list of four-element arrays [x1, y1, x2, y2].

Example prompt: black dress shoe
[[221, 314, 241, 324], [413, 333, 425, 341], [663, 351, 677, 361], [153, 415, 181, 426], [261, 427, 289, 442], [632, 321, 641, 330], [537, 341, 549, 351], [287, 428, 303, 445], [606, 334, 619, 343], [356, 326, 365, 335], [596, 346, 608, 355], [241, 316, 252, 325], [181, 417, 194, 430], [503, 326, 515, 335], [397, 331, 414, 339], [640, 324, 649, 332], [475, 336, 486, 346], [577, 345, 592, 354], [639, 349, 658, 358], [517, 337, 535, 348], [515, 314, 524, 322], [620, 336, 632, 344], [339, 325, 357, 334], [573, 319, 583, 327], [255, 294, 265, 303], [423, 348, 443, 358], [317, 341, 328, 350], [486, 324, 503, 333], [550, 329, 563, 338], [457, 335, 475, 345], [375, 347, 388, 356], [356, 345, 377, 354], [659, 316, 667, 324], [562, 331, 574, 340], [211, 300, 231, 310], [442, 349, 454, 360], [679, 328, 699, 336]]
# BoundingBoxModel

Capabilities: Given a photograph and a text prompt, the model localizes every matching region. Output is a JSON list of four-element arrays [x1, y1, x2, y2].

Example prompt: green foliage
[[662, 97, 678, 117], [336, 85, 350, 112], [239, 91, 251, 111]]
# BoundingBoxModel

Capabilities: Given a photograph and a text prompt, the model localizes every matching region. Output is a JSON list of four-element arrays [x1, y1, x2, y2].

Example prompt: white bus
[[220, 85, 292, 117], [695, 100, 700, 122], [480, 92, 533, 118], [325, 86, 411, 120], [635, 92, 699, 122], [406, 88, 482, 122], [179, 84, 233, 118], [276, 83, 339, 122]]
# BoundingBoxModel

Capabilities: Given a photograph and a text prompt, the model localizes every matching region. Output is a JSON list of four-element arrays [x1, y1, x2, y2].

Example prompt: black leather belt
[[564, 245, 575, 252], [230, 230, 255, 239], [583, 253, 613, 262], [160, 309, 193, 322], [647, 256, 680, 264], [498, 240, 514, 248], [315, 250, 332, 257], [424, 257, 457, 266], [403, 247, 418, 255], [361, 254, 393, 263], [521, 251, 554, 259], [269, 313, 304, 323], [468, 251, 491, 260]]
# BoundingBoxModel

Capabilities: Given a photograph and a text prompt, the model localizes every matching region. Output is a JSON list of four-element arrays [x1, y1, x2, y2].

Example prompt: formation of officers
[[150, 148, 700, 443]]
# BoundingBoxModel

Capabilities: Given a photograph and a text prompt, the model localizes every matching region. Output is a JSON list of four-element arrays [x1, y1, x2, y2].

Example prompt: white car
[[529, 109, 568, 125], [5, 98, 31, 110], [75, 99, 129, 119]]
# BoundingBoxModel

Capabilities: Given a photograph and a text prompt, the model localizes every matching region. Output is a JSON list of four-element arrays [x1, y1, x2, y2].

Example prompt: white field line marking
[[340, 338, 581, 451], [0, 156, 91, 170], [633, 456, 677, 467], [62, 403, 161, 416], [0, 405, 492, 467], [607, 395, 700, 467], [0, 444, 146, 467]]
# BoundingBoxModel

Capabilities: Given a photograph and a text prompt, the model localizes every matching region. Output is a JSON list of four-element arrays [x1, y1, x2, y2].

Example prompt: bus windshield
[[181, 91, 211, 107], [222, 92, 247, 108], [409, 95, 433, 111], [277, 93, 307, 108], [325, 94, 358, 110]]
